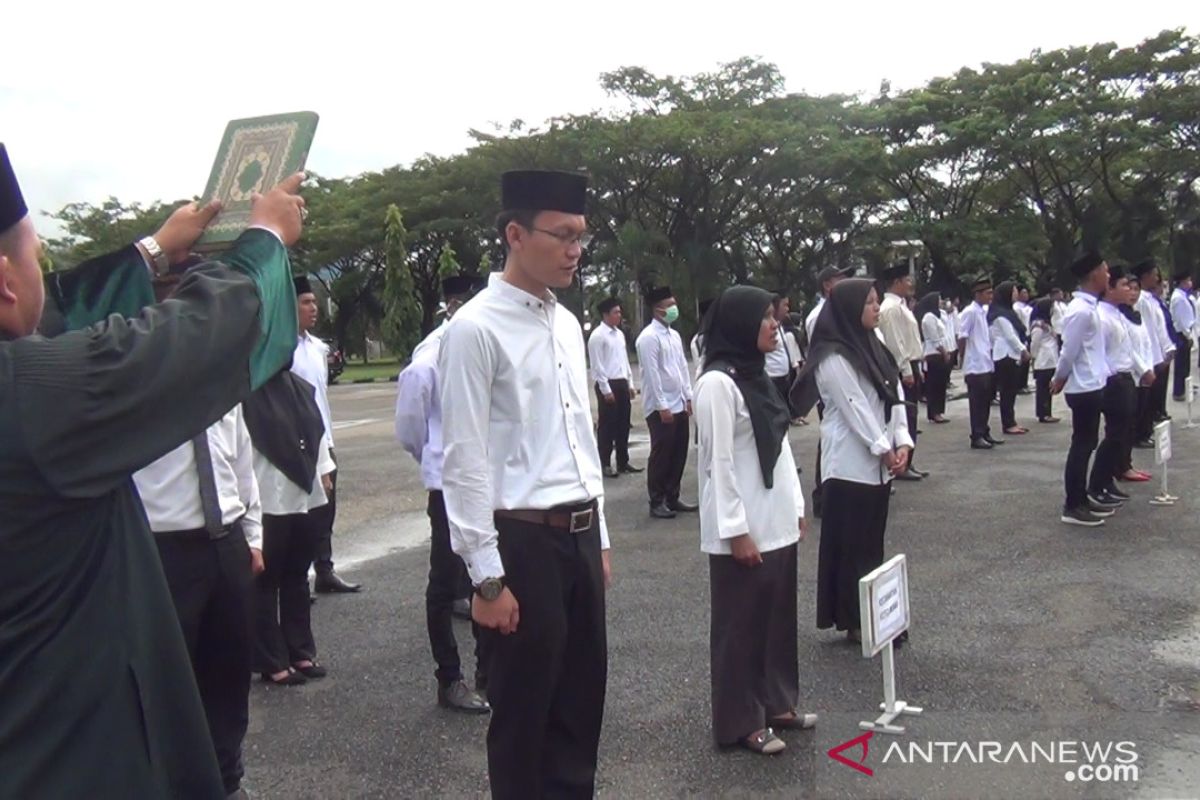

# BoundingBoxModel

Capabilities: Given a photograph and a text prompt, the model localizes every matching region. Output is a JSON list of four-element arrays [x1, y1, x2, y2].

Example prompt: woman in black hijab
[[791, 279, 913, 642], [914, 291, 951, 423], [987, 280, 1031, 435], [1028, 298, 1061, 423], [694, 285, 815, 756]]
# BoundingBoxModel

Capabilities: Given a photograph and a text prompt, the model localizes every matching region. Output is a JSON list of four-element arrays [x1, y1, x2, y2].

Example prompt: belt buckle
[[569, 509, 593, 533]]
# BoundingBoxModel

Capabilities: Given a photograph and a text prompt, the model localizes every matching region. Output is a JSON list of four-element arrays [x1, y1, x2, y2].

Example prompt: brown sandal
[[769, 711, 819, 730], [740, 728, 786, 755]]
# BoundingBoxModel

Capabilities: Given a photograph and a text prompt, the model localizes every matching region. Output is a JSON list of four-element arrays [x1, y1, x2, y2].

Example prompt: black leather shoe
[[314, 571, 362, 594], [895, 468, 923, 481], [970, 438, 994, 450], [602, 466, 620, 478], [984, 436, 1006, 446], [618, 463, 644, 473], [1134, 439, 1155, 449], [293, 661, 327, 679], [668, 499, 699, 512], [451, 598, 472, 621], [437, 680, 491, 714], [650, 502, 677, 519], [910, 467, 930, 478]]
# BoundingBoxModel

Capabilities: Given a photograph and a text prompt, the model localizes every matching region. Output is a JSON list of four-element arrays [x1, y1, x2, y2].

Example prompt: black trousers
[[1034, 368, 1055, 421], [645, 411, 690, 506], [1152, 361, 1171, 420], [1090, 374, 1136, 495], [905, 360, 922, 468], [1064, 389, 1104, 509], [594, 379, 633, 470], [310, 466, 337, 575], [427, 490, 488, 688], [254, 512, 317, 673], [1127, 386, 1153, 471], [811, 403, 825, 515], [924, 355, 950, 419], [817, 480, 891, 632], [1173, 338, 1192, 399], [965, 372, 994, 442], [1018, 359, 1031, 392], [994, 357, 1022, 430], [155, 526, 254, 795], [483, 515, 607, 800]]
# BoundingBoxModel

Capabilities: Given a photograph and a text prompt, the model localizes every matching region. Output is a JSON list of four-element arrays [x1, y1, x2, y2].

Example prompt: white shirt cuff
[[870, 434, 892, 456], [463, 544, 505, 585]]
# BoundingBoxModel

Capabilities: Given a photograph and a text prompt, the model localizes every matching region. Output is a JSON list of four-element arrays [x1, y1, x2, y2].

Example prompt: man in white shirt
[[765, 292, 796, 400], [1052, 252, 1116, 527], [877, 262, 926, 478], [957, 276, 1001, 449], [805, 265, 852, 343], [291, 276, 361, 594], [588, 297, 642, 477], [1132, 261, 1175, 443], [1169, 271, 1194, 400], [133, 405, 264, 799], [636, 285, 697, 519], [439, 170, 612, 799], [396, 275, 491, 714], [1015, 285, 1034, 393]]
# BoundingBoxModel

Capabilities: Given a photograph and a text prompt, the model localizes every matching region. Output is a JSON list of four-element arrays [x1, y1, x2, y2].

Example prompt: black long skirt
[[816, 479, 891, 632]]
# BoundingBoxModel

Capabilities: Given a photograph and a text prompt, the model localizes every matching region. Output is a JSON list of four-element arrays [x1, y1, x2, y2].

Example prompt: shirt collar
[[1074, 291, 1099, 308], [488, 272, 557, 314]]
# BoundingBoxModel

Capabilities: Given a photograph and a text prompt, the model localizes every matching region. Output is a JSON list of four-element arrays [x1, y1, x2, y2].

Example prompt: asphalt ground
[[243, 378, 1200, 799]]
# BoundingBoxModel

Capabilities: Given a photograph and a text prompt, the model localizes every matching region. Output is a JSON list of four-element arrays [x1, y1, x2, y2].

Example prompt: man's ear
[[0, 254, 18, 305]]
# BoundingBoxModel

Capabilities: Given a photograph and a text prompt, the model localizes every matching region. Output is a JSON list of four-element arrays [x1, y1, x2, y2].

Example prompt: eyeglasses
[[531, 227, 593, 249]]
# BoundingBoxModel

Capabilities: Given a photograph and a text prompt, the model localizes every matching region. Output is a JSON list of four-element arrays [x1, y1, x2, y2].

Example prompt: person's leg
[[645, 413, 670, 508], [667, 412, 691, 506], [594, 383, 615, 470], [311, 469, 336, 576], [1173, 339, 1191, 399], [998, 358, 1019, 430], [1064, 391, 1102, 508], [1155, 361, 1170, 418], [709, 552, 772, 746], [253, 515, 291, 675], [280, 513, 318, 665], [425, 491, 462, 686], [761, 544, 800, 721], [613, 380, 633, 469]]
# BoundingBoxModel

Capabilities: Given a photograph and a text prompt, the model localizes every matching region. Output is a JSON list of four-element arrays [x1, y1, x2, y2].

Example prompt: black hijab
[[987, 280, 1027, 340], [913, 291, 941, 338], [1030, 297, 1054, 326], [790, 278, 902, 418], [700, 286, 791, 489], [243, 368, 326, 491]]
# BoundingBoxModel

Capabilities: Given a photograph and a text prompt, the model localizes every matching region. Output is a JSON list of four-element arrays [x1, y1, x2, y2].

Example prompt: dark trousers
[[427, 490, 488, 688], [709, 544, 798, 745], [905, 360, 922, 468], [811, 403, 825, 515], [965, 372, 994, 442], [1018, 359, 1031, 392], [1090, 374, 1136, 495], [1152, 361, 1171, 419], [254, 512, 317, 673], [310, 467, 337, 575], [155, 526, 254, 795], [646, 410, 690, 506], [816, 480, 891, 632], [594, 379, 633, 469], [1173, 338, 1192, 399], [995, 357, 1022, 430], [1128, 387, 1153, 470], [1034, 368, 1055, 421], [1064, 389, 1104, 509], [483, 515, 607, 800], [924, 355, 950, 419]]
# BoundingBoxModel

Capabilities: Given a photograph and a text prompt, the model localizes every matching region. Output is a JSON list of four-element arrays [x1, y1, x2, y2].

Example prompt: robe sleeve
[[9, 229, 297, 498], [39, 246, 154, 337]]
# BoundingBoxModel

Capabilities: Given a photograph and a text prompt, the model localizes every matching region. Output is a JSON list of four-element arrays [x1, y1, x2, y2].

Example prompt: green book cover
[[194, 111, 319, 251]]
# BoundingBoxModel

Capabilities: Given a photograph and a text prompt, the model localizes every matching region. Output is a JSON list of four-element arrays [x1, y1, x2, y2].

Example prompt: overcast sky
[[3, 0, 1195, 230]]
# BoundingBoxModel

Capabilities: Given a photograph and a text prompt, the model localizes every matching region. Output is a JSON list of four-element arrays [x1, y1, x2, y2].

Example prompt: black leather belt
[[157, 518, 243, 541], [495, 500, 598, 533]]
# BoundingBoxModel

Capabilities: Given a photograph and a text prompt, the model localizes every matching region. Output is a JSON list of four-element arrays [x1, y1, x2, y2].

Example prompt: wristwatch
[[475, 577, 504, 601], [137, 236, 170, 276]]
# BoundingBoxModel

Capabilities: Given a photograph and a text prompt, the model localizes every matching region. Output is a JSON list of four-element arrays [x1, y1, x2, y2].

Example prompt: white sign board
[[1187, 376, 1195, 402], [858, 554, 910, 657], [1155, 420, 1172, 465]]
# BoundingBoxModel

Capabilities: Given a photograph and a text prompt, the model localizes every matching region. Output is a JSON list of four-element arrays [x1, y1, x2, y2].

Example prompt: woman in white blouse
[[1117, 274, 1155, 483], [1028, 298, 1061, 423], [915, 291, 951, 424], [791, 279, 913, 643], [694, 286, 813, 757], [988, 281, 1031, 435]]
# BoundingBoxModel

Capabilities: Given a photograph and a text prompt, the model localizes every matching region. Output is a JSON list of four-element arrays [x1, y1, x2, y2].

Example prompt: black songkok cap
[[470, 276, 489, 294], [0, 144, 28, 236], [645, 285, 673, 305], [442, 275, 475, 298], [817, 265, 852, 283], [971, 275, 993, 292], [1107, 264, 1127, 286], [880, 261, 911, 282], [293, 275, 314, 296], [1069, 251, 1105, 279], [1131, 260, 1157, 278], [698, 298, 715, 317], [597, 297, 621, 314], [501, 170, 588, 215], [1173, 267, 1192, 282]]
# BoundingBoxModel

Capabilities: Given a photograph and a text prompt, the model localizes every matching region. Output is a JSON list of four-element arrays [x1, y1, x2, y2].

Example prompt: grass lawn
[[337, 358, 401, 384]]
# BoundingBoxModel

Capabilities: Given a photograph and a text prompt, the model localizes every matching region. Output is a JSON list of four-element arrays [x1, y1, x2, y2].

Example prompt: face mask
[[662, 304, 680, 325]]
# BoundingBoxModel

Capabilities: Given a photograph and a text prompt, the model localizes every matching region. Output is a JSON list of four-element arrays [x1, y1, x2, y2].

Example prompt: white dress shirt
[[691, 334, 705, 379], [764, 327, 793, 378], [1014, 301, 1033, 331], [990, 317, 1028, 361], [439, 274, 610, 585], [1052, 301, 1068, 336], [1127, 315, 1155, 377], [878, 293, 923, 378], [1029, 322, 1060, 371], [1099, 302, 1152, 379], [1053, 292, 1111, 394], [395, 324, 446, 491], [1170, 288, 1196, 337], [291, 332, 335, 450], [253, 435, 333, 517], [695, 371, 803, 556], [957, 302, 994, 375], [1135, 290, 1173, 364], [805, 297, 825, 342], [587, 322, 633, 395], [783, 330, 803, 366], [921, 312, 948, 357], [133, 406, 263, 549], [635, 319, 693, 417], [943, 307, 959, 343], [816, 354, 914, 486]]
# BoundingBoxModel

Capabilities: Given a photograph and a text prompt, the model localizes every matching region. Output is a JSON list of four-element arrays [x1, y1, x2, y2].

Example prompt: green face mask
[[662, 304, 680, 325]]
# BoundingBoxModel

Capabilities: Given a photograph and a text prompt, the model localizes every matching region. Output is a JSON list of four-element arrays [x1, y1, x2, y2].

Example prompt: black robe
[[0, 229, 296, 799]]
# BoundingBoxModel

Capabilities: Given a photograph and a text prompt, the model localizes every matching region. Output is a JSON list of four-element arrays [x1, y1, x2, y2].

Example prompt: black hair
[[494, 209, 539, 252]]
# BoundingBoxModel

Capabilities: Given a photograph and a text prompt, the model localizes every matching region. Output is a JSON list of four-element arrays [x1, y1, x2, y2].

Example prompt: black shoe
[[650, 502, 677, 519], [1159, 413, 1172, 421], [293, 661, 327, 679], [910, 467, 930, 478], [437, 680, 491, 714], [895, 468, 923, 481], [1085, 498, 1117, 516], [618, 463, 644, 473], [1173, 396, 1186, 402], [970, 438, 994, 450], [1088, 493, 1123, 510], [602, 466, 620, 478], [984, 435, 1006, 446], [1104, 486, 1131, 501], [667, 499, 698, 512], [314, 571, 362, 594], [451, 598, 472, 621], [1134, 439, 1155, 449], [1061, 506, 1106, 527]]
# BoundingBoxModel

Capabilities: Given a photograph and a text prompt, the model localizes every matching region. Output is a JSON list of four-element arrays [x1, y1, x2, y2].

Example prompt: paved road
[[244, 379, 1200, 799]]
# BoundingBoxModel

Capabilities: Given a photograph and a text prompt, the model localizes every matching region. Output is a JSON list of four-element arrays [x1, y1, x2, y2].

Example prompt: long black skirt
[[816, 479, 891, 632]]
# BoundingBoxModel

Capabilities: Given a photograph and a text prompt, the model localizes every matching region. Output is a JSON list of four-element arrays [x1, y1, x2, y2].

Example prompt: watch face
[[480, 578, 502, 601]]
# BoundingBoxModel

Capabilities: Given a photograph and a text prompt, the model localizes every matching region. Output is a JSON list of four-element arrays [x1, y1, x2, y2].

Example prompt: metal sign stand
[[1187, 377, 1200, 429], [859, 641, 923, 735], [1151, 420, 1178, 506], [858, 555, 923, 735]]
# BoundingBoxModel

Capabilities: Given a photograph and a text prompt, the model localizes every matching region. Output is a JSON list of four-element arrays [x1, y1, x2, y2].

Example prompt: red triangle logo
[[827, 731, 875, 776]]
